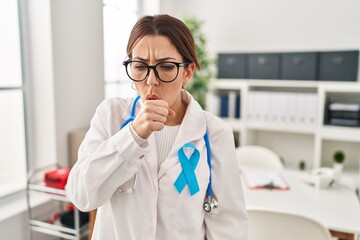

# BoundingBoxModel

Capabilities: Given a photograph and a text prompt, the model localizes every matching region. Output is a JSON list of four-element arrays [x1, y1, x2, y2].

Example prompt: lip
[[146, 94, 159, 100]]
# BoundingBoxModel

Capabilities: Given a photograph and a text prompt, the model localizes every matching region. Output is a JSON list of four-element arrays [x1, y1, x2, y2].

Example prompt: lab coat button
[[139, 155, 145, 159]]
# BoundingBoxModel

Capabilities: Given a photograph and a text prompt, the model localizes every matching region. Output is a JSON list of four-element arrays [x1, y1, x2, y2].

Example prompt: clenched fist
[[131, 100, 176, 139]]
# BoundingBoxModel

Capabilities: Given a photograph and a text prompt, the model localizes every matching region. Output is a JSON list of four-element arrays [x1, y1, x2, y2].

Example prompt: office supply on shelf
[[281, 52, 318, 81], [248, 53, 280, 79], [325, 102, 360, 127], [318, 50, 359, 81], [217, 53, 247, 79], [329, 103, 360, 112], [329, 118, 360, 127]]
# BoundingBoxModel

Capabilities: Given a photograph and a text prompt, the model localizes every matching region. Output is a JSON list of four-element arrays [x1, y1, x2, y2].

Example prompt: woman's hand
[[131, 100, 176, 139]]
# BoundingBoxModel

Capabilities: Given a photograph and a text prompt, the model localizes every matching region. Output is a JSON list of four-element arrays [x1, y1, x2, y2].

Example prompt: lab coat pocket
[[173, 178, 208, 230], [115, 174, 137, 195]]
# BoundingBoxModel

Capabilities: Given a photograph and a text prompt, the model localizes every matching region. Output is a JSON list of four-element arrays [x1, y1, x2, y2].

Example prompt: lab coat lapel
[[158, 92, 206, 179]]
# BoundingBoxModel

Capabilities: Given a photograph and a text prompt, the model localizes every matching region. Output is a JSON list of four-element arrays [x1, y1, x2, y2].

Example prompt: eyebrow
[[132, 57, 178, 62]]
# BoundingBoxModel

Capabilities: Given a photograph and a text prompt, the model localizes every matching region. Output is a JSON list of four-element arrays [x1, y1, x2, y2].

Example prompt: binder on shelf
[[235, 94, 241, 119], [295, 93, 307, 125], [258, 91, 271, 124], [287, 93, 298, 124], [228, 91, 237, 118], [241, 169, 290, 190], [247, 91, 318, 128], [293, 93, 314, 126], [307, 93, 318, 125], [247, 91, 262, 124], [247, 92, 255, 121], [219, 91, 241, 119], [219, 94, 229, 117], [274, 92, 289, 124]]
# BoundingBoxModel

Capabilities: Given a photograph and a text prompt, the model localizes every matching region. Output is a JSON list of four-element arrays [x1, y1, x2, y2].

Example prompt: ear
[[182, 62, 196, 85]]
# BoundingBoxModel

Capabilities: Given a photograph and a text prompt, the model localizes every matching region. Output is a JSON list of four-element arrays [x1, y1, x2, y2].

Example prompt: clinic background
[[1, 0, 360, 239]]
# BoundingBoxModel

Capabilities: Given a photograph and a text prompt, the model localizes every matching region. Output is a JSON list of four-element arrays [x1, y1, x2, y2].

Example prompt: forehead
[[132, 35, 181, 60]]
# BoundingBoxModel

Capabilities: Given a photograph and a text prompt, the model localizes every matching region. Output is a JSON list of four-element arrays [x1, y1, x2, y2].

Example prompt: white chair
[[247, 209, 333, 240], [236, 145, 284, 171]]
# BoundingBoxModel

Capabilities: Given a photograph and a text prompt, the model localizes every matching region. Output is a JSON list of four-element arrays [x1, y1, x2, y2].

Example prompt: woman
[[66, 14, 247, 240]]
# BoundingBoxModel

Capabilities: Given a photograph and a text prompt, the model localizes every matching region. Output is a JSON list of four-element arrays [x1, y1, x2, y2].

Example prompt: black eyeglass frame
[[123, 60, 189, 83]]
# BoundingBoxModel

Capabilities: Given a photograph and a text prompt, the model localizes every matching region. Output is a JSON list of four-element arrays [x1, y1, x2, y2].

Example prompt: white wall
[[160, 0, 360, 55], [25, 0, 57, 171], [25, 0, 105, 169], [50, 0, 105, 167]]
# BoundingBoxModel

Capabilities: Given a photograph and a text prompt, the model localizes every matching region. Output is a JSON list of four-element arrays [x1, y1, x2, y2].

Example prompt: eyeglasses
[[123, 60, 188, 83]]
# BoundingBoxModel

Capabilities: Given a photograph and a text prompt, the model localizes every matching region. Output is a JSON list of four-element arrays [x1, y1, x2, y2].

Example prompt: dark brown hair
[[126, 14, 200, 70]]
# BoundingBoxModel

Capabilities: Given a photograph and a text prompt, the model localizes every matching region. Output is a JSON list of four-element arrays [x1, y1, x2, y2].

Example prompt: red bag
[[44, 168, 71, 189]]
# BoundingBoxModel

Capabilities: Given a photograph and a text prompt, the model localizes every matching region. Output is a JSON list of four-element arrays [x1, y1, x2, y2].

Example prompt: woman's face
[[131, 35, 195, 114]]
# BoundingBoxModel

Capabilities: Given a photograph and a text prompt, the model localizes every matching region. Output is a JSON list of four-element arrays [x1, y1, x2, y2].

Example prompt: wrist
[[129, 123, 149, 148]]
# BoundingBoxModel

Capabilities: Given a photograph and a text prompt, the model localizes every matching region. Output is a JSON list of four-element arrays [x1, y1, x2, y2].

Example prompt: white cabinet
[[207, 79, 360, 175]]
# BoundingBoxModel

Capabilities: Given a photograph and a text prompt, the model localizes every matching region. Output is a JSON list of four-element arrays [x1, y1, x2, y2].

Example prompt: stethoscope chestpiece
[[203, 196, 219, 215]]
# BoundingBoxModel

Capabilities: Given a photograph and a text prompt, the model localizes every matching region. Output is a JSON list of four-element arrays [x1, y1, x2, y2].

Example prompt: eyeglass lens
[[126, 61, 179, 82]]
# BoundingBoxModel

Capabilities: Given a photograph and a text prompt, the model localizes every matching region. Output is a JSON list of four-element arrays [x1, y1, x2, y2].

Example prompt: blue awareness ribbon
[[174, 143, 200, 196]]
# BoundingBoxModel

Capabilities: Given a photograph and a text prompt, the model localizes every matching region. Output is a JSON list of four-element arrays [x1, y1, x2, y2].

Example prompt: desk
[[241, 169, 360, 240]]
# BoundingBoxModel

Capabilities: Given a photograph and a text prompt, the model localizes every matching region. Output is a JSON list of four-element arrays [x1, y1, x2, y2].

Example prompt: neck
[[165, 94, 187, 126]]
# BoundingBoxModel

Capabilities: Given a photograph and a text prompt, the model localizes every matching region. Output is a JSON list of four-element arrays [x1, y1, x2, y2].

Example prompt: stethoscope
[[120, 96, 219, 215]]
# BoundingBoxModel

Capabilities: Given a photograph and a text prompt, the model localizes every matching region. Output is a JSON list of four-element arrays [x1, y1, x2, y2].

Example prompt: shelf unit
[[26, 165, 88, 240], [207, 79, 360, 173]]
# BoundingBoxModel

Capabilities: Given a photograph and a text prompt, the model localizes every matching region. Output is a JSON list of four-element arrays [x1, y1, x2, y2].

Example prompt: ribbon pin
[[174, 143, 200, 196]]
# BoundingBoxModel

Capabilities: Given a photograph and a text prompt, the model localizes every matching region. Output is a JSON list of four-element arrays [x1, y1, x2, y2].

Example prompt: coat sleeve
[[66, 99, 148, 212], [204, 121, 248, 240]]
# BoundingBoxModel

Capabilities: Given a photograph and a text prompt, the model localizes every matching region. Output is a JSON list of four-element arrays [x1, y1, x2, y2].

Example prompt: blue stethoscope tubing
[[120, 95, 141, 129], [120, 96, 218, 214], [203, 132, 212, 197]]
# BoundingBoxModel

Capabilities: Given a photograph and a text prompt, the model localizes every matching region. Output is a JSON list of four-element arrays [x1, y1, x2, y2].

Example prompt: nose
[[146, 68, 160, 86]]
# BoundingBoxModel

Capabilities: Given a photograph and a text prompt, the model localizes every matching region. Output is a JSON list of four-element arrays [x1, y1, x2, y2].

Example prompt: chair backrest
[[236, 145, 284, 171], [247, 209, 332, 240]]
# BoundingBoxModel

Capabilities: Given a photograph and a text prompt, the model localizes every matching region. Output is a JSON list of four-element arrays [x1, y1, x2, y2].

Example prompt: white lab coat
[[66, 91, 247, 240]]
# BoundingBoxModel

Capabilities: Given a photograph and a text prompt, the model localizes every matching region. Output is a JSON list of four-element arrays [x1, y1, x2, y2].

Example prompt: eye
[[159, 63, 176, 71], [133, 64, 147, 70]]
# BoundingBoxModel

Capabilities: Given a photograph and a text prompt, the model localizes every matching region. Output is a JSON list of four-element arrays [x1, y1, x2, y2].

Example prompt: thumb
[[168, 108, 176, 117]]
